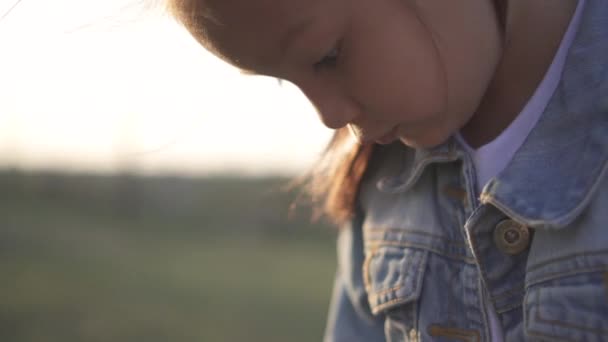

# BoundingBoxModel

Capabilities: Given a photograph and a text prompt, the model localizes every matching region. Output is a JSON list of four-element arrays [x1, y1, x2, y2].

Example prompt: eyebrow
[[279, 17, 316, 55]]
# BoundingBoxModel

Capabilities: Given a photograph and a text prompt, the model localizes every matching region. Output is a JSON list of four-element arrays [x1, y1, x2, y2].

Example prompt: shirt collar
[[378, 0, 608, 230]]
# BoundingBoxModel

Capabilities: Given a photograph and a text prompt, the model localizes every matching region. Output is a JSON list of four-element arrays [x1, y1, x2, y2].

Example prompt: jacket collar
[[378, 0, 608, 229]]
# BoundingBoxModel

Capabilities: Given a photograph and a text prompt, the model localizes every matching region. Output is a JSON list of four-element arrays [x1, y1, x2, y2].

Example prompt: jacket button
[[493, 219, 530, 255]]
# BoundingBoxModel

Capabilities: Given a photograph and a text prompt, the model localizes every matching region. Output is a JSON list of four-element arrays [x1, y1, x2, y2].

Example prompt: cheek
[[347, 11, 448, 123], [397, 119, 454, 148]]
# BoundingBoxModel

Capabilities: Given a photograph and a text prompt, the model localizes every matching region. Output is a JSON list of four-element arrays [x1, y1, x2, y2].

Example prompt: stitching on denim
[[362, 246, 378, 292], [466, 230, 492, 293], [410, 305, 420, 342], [526, 329, 576, 342], [496, 301, 522, 314], [480, 195, 532, 226], [492, 287, 525, 313], [533, 287, 608, 335], [604, 271, 608, 298], [367, 240, 475, 263], [368, 251, 426, 314], [526, 249, 608, 273], [427, 324, 481, 342], [364, 227, 467, 246], [549, 159, 608, 227], [368, 250, 425, 300], [399, 153, 460, 192], [466, 227, 524, 316], [526, 266, 608, 287], [476, 277, 491, 342], [491, 283, 525, 300], [442, 184, 467, 202], [369, 284, 404, 298], [524, 298, 572, 342], [364, 246, 423, 293], [413, 248, 426, 297], [372, 297, 417, 314], [385, 314, 408, 340], [482, 159, 608, 228]]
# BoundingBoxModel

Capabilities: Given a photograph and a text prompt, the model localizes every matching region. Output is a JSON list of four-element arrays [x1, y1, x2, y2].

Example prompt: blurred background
[[0, 1, 336, 341]]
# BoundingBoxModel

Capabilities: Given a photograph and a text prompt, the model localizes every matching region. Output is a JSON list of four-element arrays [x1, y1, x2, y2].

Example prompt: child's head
[[168, 0, 505, 149]]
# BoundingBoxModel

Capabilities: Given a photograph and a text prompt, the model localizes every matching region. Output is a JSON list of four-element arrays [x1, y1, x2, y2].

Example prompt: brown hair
[[296, 128, 374, 225], [164, 0, 375, 224], [164, 0, 227, 60]]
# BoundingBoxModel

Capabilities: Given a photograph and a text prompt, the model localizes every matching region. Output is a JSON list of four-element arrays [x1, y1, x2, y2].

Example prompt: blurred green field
[[0, 170, 337, 342]]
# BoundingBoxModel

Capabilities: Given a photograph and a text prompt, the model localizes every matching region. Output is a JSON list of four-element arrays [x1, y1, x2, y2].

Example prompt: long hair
[[296, 128, 374, 225]]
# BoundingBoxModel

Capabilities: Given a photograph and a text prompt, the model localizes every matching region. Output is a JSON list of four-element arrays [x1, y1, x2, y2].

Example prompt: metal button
[[493, 219, 530, 255]]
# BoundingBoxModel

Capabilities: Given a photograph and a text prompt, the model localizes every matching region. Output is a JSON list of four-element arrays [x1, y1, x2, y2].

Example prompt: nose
[[299, 82, 360, 129], [315, 99, 359, 129]]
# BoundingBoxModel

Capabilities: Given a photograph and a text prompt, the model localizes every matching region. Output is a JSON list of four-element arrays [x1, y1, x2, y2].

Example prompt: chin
[[398, 131, 451, 149]]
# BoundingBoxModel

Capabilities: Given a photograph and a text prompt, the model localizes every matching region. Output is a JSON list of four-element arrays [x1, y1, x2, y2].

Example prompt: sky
[[0, 0, 333, 176]]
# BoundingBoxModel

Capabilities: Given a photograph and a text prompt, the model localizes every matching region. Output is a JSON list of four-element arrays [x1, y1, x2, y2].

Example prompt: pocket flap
[[363, 246, 427, 315], [525, 275, 608, 341]]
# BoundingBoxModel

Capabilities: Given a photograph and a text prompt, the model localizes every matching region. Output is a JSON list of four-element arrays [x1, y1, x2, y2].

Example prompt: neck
[[461, 0, 578, 148]]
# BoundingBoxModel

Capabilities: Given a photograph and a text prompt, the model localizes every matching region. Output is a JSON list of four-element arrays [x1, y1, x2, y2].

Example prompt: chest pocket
[[524, 253, 608, 342], [363, 244, 428, 341]]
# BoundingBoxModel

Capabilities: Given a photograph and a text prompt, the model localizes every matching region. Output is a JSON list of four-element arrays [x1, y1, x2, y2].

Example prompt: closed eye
[[313, 43, 341, 71]]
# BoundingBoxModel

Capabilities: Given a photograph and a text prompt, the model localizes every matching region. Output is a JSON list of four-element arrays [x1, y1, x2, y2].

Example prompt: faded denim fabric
[[324, 1, 608, 341]]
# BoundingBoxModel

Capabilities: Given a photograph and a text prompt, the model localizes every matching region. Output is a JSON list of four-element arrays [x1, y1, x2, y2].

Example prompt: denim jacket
[[324, 1, 608, 341]]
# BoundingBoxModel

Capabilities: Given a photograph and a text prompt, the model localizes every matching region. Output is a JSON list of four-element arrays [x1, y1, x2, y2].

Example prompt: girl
[[166, 0, 608, 340]]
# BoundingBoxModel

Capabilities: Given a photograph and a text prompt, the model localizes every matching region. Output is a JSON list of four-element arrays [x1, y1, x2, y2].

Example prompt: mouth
[[372, 126, 398, 145]]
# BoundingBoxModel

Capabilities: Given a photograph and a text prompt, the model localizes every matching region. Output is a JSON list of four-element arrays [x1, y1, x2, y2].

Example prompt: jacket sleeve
[[323, 212, 386, 342]]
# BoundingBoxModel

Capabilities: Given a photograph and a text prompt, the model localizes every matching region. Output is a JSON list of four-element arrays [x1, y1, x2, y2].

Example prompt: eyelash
[[313, 42, 341, 71]]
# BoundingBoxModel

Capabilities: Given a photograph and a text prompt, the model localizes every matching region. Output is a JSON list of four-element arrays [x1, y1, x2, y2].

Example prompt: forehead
[[209, 0, 312, 20], [195, 0, 322, 68]]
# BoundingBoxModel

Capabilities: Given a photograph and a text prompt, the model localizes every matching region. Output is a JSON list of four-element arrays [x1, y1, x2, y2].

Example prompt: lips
[[349, 123, 399, 145]]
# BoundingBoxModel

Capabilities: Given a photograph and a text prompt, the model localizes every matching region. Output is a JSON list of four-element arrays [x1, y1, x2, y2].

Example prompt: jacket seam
[[366, 240, 475, 263], [526, 249, 608, 272]]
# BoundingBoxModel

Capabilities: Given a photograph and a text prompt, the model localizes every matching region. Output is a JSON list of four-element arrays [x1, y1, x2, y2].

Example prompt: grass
[[0, 171, 337, 342]]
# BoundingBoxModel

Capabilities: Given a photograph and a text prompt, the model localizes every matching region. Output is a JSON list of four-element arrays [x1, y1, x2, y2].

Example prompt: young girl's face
[[179, 0, 503, 148]]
